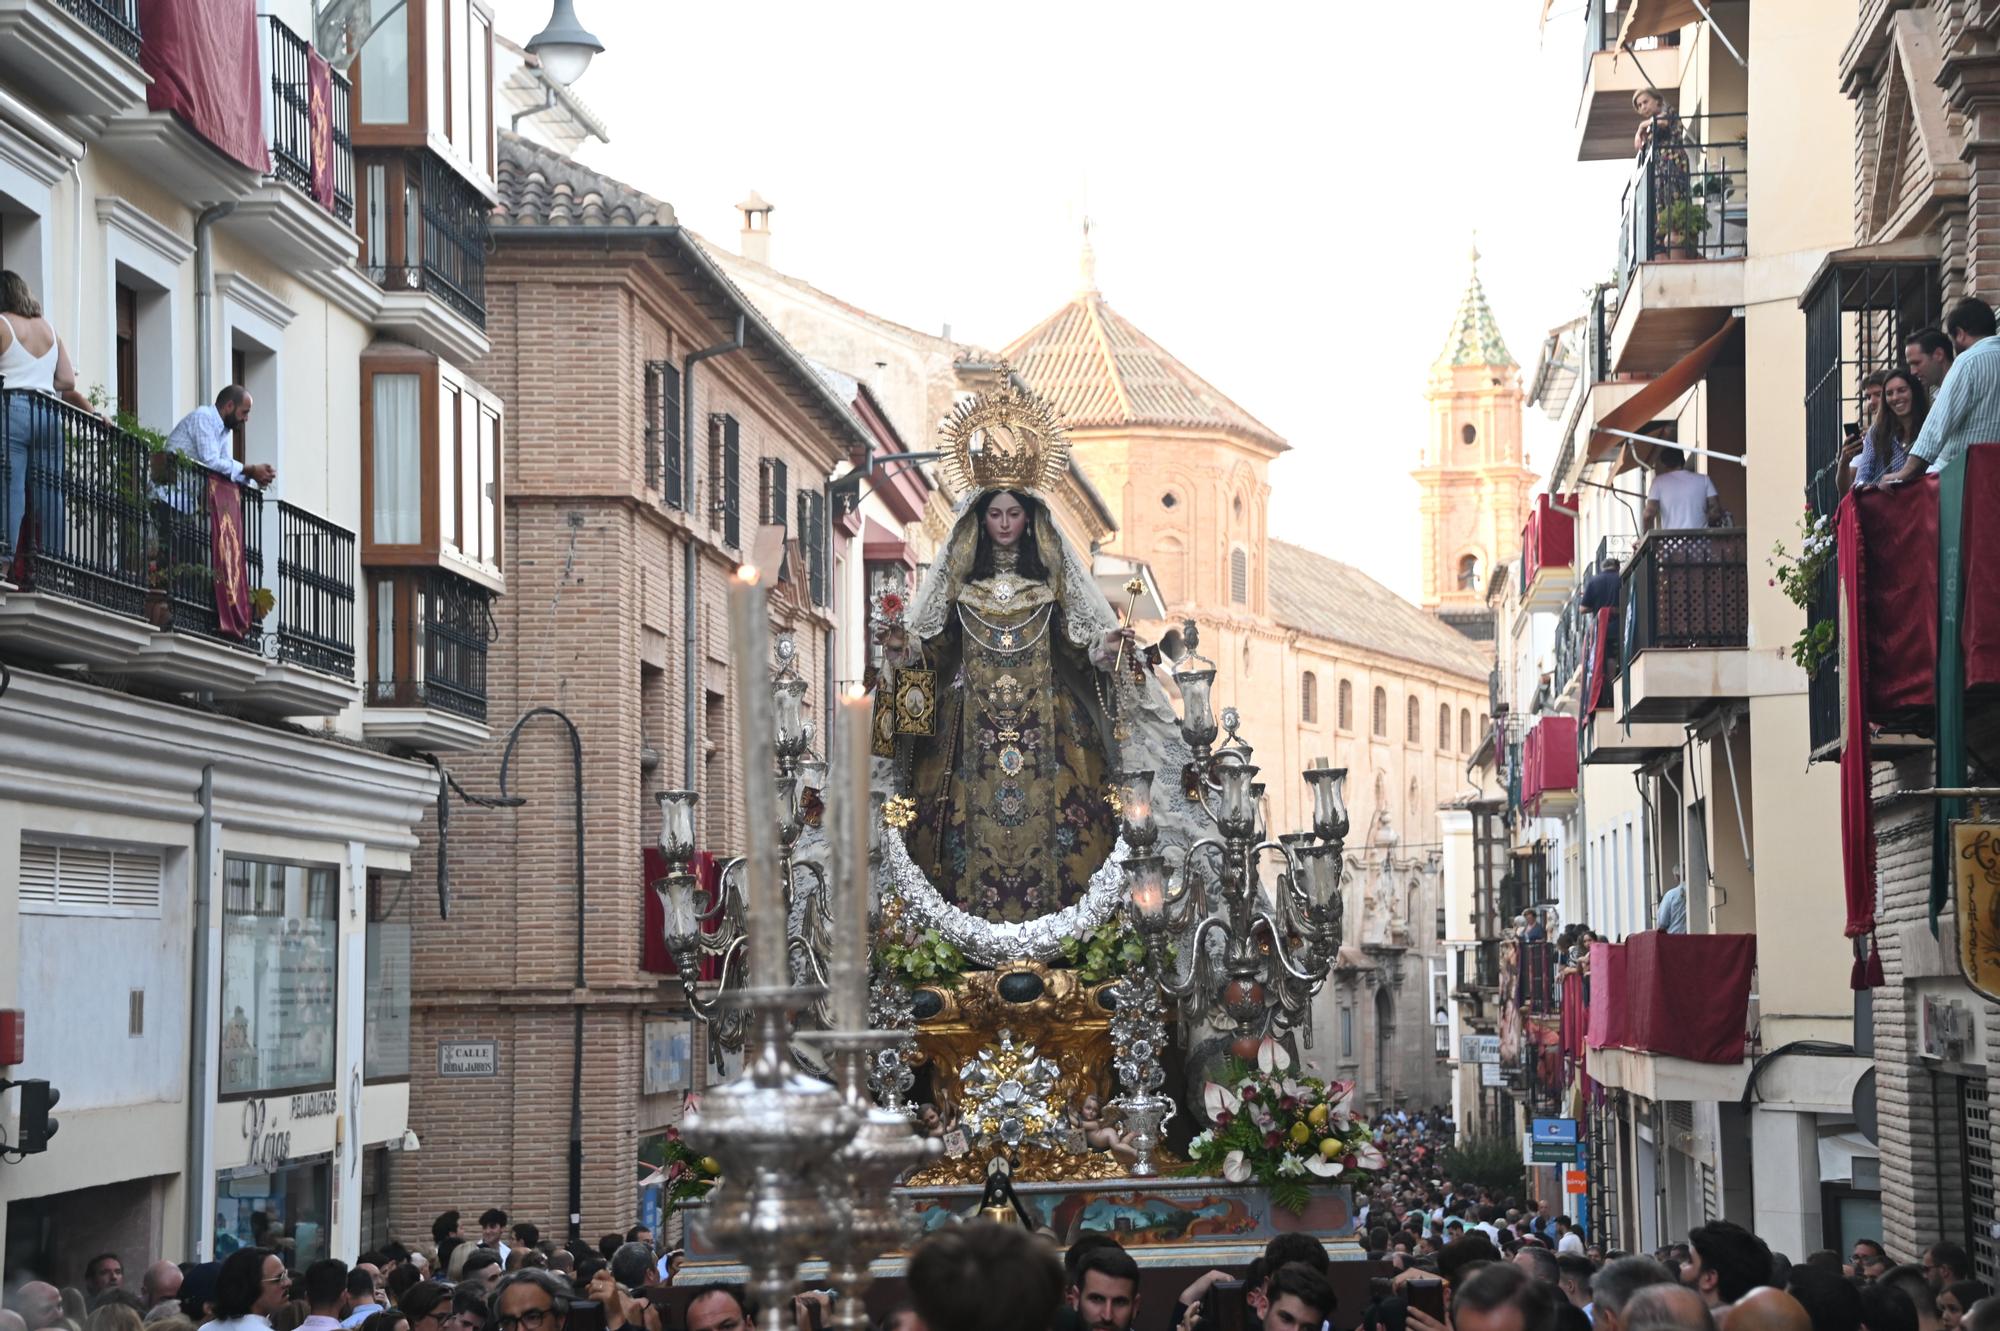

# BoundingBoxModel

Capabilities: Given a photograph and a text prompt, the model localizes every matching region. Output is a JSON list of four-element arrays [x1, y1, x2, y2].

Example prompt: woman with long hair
[[0, 269, 94, 552], [1854, 366, 1927, 487]]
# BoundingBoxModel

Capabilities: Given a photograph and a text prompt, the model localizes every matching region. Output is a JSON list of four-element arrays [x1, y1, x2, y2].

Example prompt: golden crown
[[939, 362, 1071, 495]]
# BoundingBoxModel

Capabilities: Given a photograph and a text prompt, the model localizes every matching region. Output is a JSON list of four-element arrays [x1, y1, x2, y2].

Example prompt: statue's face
[[983, 492, 1027, 548]]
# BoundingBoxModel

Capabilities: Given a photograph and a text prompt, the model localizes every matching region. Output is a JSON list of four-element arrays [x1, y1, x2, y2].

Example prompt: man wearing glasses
[[492, 1272, 569, 1331], [1851, 1240, 1891, 1281]]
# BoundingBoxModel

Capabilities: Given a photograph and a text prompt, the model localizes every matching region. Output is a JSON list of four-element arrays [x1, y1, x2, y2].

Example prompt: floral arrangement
[[650, 1122, 720, 1213], [1059, 918, 1150, 985], [1768, 505, 1836, 674], [878, 890, 965, 986], [1183, 1040, 1384, 1214]]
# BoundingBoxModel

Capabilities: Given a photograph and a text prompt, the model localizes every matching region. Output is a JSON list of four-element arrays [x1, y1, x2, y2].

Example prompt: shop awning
[[862, 518, 915, 569], [1620, 0, 1705, 44], [1586, 315, 1740, 470]]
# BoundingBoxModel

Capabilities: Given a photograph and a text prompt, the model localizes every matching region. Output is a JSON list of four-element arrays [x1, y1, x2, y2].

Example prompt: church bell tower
[[1415, 246, 1533, 636]]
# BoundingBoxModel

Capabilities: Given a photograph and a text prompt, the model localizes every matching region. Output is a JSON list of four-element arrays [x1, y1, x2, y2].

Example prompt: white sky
[[493, 0, 1631, 599]]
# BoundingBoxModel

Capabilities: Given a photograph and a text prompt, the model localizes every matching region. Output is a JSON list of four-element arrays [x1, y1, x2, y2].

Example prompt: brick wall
[[388, 240, 848, 1245]]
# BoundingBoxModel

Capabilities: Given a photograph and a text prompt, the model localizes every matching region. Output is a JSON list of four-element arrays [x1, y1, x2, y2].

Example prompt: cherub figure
[[1076, 1094, 1139, 1164]]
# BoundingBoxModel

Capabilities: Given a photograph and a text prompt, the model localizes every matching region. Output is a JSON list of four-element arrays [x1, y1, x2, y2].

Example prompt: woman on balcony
[[1634, 89, 1691, 257], [0, 271, 93, 555], [1853, 367, 1928, 488]]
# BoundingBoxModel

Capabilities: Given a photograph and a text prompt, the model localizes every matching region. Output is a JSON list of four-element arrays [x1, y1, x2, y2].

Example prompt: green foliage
[[880, 925, 964, 986], [1440, 1133, 1527, 1197], [645, 1124, 718, 1215], [1660, 197, 1711, 243], [1179, 1057, 1381, 1214], [1059, 919, 1150, 984], [1768, 508, 1837, 676]]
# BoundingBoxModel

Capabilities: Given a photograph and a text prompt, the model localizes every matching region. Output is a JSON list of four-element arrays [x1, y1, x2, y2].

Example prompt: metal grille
[[1, 387, 150, 619], [153, 450, 267, 649], [421, 571, 492, 721], [262, 16, 356, 224], [419, 154, 488, 325], [1800, 257, 1939, 754], [711, 414, 742, 547], [275, 500, 356, 679], [1963, 1075, 1997, 1284], [760, 456, 788, 527], [1618, 112, 1749, 299], [56, 0, 140, 59], [1627, 529, 1747, 651]]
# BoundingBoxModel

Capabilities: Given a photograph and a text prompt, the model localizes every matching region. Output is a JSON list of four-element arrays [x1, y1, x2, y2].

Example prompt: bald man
[[140, 1261, 184, 1321], [1722, 1288, 1812, 1331], [12, 1283, 62, 1331], [1, 1309, 28, 1331], [1621, 1282, 1714, 1331]]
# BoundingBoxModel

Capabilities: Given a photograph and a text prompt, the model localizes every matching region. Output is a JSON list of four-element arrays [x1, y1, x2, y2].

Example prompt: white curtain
[[372, 374, 421, 544]]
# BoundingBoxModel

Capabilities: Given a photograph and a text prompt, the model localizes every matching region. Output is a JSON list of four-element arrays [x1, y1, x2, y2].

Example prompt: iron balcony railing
[[367, 154, 488, 327], [367, 569, 492, 720], [261, 15, 355, 224], [1554, 591, 1585, 693], [58, 0, 140, 59], [1588, 283, 1614, 385], [275, 501, 355, 679], [1618, 111, 1749, 298], [1624, 528, 1748, 654], [0, 388, 271, 649]]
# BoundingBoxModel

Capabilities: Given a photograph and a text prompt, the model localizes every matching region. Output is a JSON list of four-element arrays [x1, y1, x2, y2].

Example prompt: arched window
[[1372, 687, 1388, 738], [1301, 671, 1318, 724], [1458, 554, 1482, 591], [1338, 680, 1353, 731], [1479, 712, 1489, 738], [1230, 548, 1248, 604], [1438, 703, 1452, 751], [1459, 708, 1472, 753], [1406, 696, 1421, 743]]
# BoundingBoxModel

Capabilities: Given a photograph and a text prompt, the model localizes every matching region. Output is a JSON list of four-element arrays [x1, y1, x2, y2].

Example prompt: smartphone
[[1405, 1279, 1447, 1322], [1200, 1279, 1248, 1331], [567, 1301, 606, 1331]]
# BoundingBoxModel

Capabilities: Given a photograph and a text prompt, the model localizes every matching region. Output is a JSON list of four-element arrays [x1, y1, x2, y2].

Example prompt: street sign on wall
[[438, 1040, 499, 1077], [1463, 1035, 1501, 1064]]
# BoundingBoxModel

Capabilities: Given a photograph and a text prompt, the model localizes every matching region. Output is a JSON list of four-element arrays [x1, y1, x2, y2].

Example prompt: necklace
[[958, 602, 1052, 654]]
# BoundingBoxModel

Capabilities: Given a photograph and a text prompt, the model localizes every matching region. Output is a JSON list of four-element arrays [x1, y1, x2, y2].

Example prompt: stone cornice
[[95, 196, 192, 267], [216, 271, 297, 331]]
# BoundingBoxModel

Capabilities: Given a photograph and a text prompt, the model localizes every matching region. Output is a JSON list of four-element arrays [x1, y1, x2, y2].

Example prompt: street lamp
[[526, 0, 604, 88]]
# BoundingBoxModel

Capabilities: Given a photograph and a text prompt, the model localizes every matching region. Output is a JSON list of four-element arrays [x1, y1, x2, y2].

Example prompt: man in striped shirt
[[1881, 297, 2000, 483]]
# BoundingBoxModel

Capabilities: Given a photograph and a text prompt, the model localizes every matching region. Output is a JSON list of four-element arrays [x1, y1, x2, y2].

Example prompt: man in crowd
[[1881, 297, 2000, 484], [682, 1285, 749, 1331], [339, 1264, 382, 1329], [492, 1272, 570, 1331], [1619, 1283, 1712, 1331], [903, 1222, 1064, 1331], [1907, 328, 1956, 392], [1554, 1254, 1595, 1319], [1681, 1221, 1771, 1311], [84, 1255, 124, 1299], [1643, 447, 1720, 531], [1852, 1239, 1892, 1281], [164, 385, 276, 488], [1655, 875, 1690, 934], [9, 1283, 60, 1331], [1881, 1265, 1941, 1331], [1444, 1262, 1559, 1331], [299, 1260, 349, 1331], [1069, 1245, 1141, 1331], [1786, 1263, 1863, 1331], [140, 1260, 184, 1323], [1967, 1296, 2000, 1331], [1554, 1218, 1586, 1257], [1926, 1243, 1972, 1292], [1260, 1264, 1335, 1331], [480, 1210, 512, 1263], [1516, 1247, 1562, 1286], [460, 1249, 504, 1294]]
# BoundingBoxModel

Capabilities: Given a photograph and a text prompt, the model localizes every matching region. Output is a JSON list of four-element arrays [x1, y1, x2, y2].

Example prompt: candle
[[830, 684, 873, 1030], [729, 564, 786, 989]]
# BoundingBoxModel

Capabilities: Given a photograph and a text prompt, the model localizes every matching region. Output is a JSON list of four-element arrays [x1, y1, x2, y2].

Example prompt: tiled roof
[[1267, 540, 1490, 679], [1437, 248, 1515, 369], [1002, 291, 1287, 452], [493, 130, 675, 228]]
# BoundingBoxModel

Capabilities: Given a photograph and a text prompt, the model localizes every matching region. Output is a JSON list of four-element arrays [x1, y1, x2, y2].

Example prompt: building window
[[1460, 708, 1472, 753], [1480, 712, 1490, 737], [1161, 491, 1178, 509], [1301, 671, 1318, 724], [1406, 695, 1421, 743], [1372, 687, 1388, 738], [759, 456, 788, 528], [796, 487, 828, 608], [1461, 423, 1478, 446], [365, 872, 410, 1081], [1338, 679, 1353, 731], [221, 858, 338, 1097], [645, 359, 684, 506], [710, 413, 741, 547], [1438, 703, 1452, 750], [1459, 554, 1482, 591], [1230, 548, 1248, 604], [1339, 1005, 1355, 1060], [356, 1, 410, 124], [361, 351, 504, 574], [19, 839, 163, 917], [1436, 904, 1447, 941], [114, 282, 138, 418]]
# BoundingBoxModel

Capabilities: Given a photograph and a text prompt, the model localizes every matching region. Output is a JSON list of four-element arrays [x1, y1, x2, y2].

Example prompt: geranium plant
[[1182, 1040, 1384, 1214], [1768, 506, 1836, 675]]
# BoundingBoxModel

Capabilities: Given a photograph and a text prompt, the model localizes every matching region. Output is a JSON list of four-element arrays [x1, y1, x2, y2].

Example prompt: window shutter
[[19, 841, 162, 913], [761, 457, 788, 528], [808, 489, 828, 606], [20, 842, 58, 906], [113, 851, 164, 910], [643, 363, 662, 490], [1230, 549, 1248, 604], [660, 361, 684, 508]]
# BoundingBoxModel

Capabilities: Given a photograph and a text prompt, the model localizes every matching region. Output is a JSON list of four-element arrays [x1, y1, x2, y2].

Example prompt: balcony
[[1585, 930, 1757, 1100], [360, 567, 493, 751], [1521, 494, 1577, 612], [1609, 112, 1749, 376], [1617, 527, 1760, 721], [0, 0, 147, 118], [1575, 0, 1686, 162], [217, 17, 360, 273], [359, 150, 491, 362], [0, 389, 357, 712], [1521, 715, 1579, 817]]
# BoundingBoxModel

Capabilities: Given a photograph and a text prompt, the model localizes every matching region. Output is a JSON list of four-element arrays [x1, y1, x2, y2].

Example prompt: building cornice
[[95, 196, 193, 267], [216, 271, 297, 330]]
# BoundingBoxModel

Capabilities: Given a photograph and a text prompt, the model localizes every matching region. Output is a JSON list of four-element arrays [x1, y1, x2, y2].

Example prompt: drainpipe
[[184, 766, 216, 1260], [194, 204, 237, 397], [680, 316, 747, 787]]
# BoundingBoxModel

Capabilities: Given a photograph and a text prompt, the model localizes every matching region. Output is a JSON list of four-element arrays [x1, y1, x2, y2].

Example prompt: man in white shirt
[[337, 1266, 381, 1329], [298, 1261, 349, 1331], [164, 385, 275, 489], [1555, 1216, 1587, 1256], [1643, 447, 1719, 531]]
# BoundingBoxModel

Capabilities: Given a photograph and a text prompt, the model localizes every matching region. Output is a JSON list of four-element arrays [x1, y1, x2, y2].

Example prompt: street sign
[[1531, 1141, 1579, 1164], [1565, 1169, 1588, 1195], [1464, 1035, 1501, 1064], [438, 1040, 499, 1078], [1481, 1061, 1505, 1087], [1532, 1117, 1580, 1145]]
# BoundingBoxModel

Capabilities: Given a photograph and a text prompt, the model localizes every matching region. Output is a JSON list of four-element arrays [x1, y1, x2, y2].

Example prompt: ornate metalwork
[[937, 362, 1071, 495], [958, 1028, 1062, 1153]]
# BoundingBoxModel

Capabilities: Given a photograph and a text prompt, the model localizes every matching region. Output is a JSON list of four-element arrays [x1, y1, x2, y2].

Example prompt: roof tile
[[1267, 540, 1489, 679]]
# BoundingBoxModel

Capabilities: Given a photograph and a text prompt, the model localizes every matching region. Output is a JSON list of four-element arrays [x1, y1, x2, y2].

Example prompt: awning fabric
[[1620, 0, 1705, 44], [1587, 932, 1756, 1063], [1587, 316, 1741, 467]]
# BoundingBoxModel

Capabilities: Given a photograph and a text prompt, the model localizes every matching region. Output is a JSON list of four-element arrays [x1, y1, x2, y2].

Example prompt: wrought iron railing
[[367, 570, 492, 720], [1624, 528, 1748, 654], [152, 450, 267, 648], [1, 387, 151, 619], [1588, 283, 1614, 385], [1554, 591, 1585, 693], [261, 16, 356, 224], [276, 501, 355, 678], [57, 0, 139, 59], [1618, 111, 1749, 297], [365, 153, 489, 327]]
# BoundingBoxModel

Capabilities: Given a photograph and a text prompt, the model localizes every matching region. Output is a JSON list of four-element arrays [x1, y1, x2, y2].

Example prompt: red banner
[[140, 0, 270, 174], [1587, 932, 1755, 1064], [208, 474, 252, 639], [307, 46, 336, 211]]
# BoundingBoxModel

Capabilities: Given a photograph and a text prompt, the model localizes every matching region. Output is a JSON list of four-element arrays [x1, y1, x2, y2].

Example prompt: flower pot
[[143, 590, 172, 629], [149, 451, 177, 485]]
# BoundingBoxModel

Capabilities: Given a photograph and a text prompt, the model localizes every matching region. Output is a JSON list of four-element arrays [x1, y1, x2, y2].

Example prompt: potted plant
[[143, 560, 173, 629], [249, 586, 275, 626], [1660, 197, 1711, 259]]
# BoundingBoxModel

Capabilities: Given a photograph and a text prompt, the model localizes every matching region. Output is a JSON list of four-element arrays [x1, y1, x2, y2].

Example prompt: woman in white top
[[0, 269, 89, 552]]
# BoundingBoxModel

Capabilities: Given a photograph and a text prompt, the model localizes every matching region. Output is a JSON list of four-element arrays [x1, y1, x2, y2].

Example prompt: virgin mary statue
[[876, 375, 1133, 927]]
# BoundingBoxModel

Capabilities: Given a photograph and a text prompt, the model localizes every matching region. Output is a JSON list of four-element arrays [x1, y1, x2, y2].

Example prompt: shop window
[[221, 858, 338, 1097], [365, 872, 411, 1081], [217, 1158, 331, 1270]]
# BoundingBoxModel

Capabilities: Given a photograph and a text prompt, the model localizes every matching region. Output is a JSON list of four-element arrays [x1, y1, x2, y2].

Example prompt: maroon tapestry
[[208, 474, 252, 639], [307, 45, 336, 210], [140, 0, 270, 174]]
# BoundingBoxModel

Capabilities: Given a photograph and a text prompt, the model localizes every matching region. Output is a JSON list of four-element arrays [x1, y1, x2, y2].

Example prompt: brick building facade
[[387, 132, 873, 1240]]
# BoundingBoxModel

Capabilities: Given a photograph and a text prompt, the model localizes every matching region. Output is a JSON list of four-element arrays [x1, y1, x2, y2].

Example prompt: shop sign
[[1531, 1117, 1579, 1145], [1953, 821, 2000, 1004], [438, 1040, 500, 1078], [1462, 1035, 1501, 1064], [242, 1098, 291, 1172], [290, 1090, 338, 1119], [1564, 1169, 1588, 1195], [1531, 1140, 1579, 1165], [1480, 1061, 1505, 1087]]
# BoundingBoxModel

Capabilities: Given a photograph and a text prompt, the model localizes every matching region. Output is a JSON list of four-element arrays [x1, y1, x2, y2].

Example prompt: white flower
[[1203, 1081, 1242, 1120], [1276, 1153, 1307, 1178], [1304, 1154, 1344, 1178], [1222, 1150, 1254, 1183], [1188, 1129, 1214, 1153], [1354, 1139, 1387, 1171], [1257, 1038, 1293, 1073]]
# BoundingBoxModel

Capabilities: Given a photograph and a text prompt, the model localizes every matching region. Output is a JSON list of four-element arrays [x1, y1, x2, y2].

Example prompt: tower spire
[[1437, 242, 1513, 369], [1079, 216, 1099, 295]]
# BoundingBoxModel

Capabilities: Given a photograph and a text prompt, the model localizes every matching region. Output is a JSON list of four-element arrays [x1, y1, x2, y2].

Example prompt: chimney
[[737, 190, 774, 267]]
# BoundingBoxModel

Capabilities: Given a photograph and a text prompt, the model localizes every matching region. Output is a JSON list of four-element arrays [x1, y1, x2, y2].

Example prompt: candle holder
[[816, 1030, 938, 1330], [681, 985, 858, 1331], [1108, 959, 1172, 1177], [1114, 1093, 1174, 1179]]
